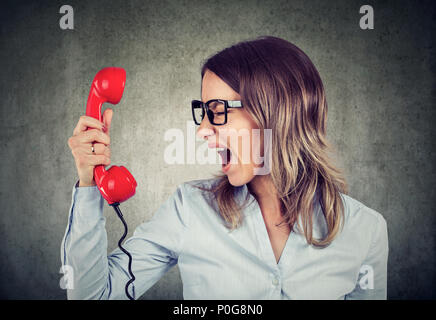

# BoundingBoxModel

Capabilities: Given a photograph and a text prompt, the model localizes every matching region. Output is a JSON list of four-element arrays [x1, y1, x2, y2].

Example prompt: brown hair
[[196, 36, 348, 247]]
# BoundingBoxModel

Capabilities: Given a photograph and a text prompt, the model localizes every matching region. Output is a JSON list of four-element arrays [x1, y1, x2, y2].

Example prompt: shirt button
[[272, 278, 279, 286]]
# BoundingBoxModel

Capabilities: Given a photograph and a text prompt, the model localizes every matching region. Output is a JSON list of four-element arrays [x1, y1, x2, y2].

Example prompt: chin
[[226, 169, 254, 187]]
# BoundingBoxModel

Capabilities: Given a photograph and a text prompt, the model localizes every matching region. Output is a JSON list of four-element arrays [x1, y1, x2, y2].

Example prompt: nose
[[196, 116, 215, 141]]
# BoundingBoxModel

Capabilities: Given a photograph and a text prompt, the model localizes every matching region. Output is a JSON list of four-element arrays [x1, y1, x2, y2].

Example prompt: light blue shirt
[[61, 178, 388, 300]]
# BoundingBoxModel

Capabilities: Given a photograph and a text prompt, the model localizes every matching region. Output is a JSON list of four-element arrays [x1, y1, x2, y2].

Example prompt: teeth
[[216, 147, 226, 152]]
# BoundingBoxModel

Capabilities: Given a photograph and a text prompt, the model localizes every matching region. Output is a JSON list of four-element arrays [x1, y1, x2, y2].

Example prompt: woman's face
[[197, 69, 264, 186]]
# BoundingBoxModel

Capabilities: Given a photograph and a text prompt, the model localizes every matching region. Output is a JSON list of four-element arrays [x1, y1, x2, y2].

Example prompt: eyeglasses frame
[[191, 99, 243, 125]]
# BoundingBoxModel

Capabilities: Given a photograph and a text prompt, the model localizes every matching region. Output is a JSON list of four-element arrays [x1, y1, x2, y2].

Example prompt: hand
[[67, 109, 113, 187]]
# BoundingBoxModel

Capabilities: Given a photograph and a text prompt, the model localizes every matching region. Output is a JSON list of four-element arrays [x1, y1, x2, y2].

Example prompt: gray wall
[[0, 0, 434, 299]]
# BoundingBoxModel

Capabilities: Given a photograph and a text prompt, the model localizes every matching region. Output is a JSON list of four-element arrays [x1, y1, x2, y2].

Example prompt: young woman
[[63, 36, 388, 300]]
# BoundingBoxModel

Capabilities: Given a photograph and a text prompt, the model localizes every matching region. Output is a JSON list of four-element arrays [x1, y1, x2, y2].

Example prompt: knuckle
[[96, 132, 107, 145], [99, 131, 108, 143], [68, 136, 78, 149], [89, 129, 98, 139]]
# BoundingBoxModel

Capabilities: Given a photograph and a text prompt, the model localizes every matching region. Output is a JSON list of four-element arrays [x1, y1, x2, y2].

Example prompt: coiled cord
[[110, 202, 135, 300]]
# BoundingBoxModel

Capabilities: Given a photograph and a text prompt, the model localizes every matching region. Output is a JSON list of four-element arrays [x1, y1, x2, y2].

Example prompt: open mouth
[[216, 147, 232, 172]]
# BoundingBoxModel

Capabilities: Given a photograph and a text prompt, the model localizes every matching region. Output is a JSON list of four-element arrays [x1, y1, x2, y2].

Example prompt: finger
[[102, 108, 113, 133], [71, 144, 109, 159], [86, 154, 111, 166], [73, 115, 105, 136], [90, 143, 110, 157], [78, 129, 110, 145]]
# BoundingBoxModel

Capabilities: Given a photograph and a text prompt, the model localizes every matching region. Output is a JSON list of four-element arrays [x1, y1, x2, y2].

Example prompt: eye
[[208, 101, 225, 113]]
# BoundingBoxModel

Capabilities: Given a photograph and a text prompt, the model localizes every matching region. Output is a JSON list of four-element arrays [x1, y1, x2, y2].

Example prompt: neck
[[248, 175, 283, 219]]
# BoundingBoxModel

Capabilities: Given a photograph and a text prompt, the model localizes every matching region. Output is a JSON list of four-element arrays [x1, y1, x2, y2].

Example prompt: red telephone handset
[[85, 67, 137, 300], [85, 67, 137, 205]]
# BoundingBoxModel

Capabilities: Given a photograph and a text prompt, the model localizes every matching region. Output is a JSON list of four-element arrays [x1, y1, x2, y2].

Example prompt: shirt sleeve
[[344, 212, 389, 300], [60, 180, 189, 300]]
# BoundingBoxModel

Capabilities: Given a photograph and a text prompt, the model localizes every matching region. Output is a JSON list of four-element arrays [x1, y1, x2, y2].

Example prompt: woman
[[63, 36, 388, 300]]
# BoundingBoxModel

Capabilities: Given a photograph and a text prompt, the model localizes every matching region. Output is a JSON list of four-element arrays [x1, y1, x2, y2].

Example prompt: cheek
[[235, 130, 263, 170], [228, 131, 262, 186], [223, 111, 262, 167]]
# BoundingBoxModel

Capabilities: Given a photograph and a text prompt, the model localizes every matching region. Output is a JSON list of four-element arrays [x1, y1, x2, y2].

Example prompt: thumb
[[102, 108, 113, 132]]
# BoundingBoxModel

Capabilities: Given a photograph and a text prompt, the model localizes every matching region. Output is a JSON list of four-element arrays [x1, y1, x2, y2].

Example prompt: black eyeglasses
[[191, 99, 243, 125]]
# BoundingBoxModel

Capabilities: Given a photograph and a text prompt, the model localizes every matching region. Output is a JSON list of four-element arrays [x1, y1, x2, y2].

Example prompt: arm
[[60, 181, 189, 300], [345, 212, 389, 300]]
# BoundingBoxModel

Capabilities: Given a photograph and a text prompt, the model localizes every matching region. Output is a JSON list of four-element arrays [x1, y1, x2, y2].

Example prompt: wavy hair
[[196, 36, 348, 247]]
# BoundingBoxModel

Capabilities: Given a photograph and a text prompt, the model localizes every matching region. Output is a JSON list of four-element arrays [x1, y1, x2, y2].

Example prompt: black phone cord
[[110, 202, 135, 300]]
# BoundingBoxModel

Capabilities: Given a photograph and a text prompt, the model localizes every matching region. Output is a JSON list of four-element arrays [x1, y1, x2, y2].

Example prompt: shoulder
[[339, 193, 388, 243], [181, 177, 220, 191], [146, 177, 221, 227], [173, 177, 221, 203], [177, 177, 220, 194], [340, 193, 385, 223], [170, 177, 224, 225]]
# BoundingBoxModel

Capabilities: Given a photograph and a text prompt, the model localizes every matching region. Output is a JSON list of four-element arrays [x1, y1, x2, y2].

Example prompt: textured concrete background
[[0, 0, 434, 299]]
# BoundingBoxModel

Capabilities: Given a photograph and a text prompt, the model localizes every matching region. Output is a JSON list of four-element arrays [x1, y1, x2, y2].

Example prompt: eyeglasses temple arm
[[227, 100, 243, 108]]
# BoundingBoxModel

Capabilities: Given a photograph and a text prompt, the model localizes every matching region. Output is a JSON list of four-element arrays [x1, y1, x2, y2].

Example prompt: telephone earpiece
[[86, 67, 137, 205]]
